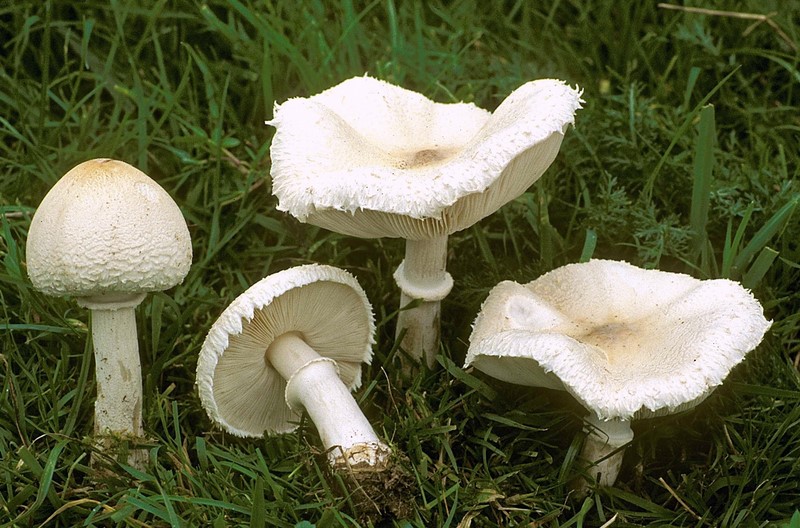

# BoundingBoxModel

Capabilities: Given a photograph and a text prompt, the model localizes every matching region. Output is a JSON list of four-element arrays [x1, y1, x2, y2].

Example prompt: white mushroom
[[26, 158, 192, 468], [268, 75, 582, 369], [465, 259, 771, 488], [196, 264, 391, 471]]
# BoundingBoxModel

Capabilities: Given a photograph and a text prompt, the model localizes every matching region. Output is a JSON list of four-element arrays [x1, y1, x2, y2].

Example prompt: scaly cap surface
[[269, 76, 583, 239], [466, 260, 771, 420], [26, 158, 192, 298]]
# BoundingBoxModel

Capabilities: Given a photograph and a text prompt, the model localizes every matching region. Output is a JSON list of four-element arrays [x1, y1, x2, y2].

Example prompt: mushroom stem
[[576, 414, 633, 489], [79, 293, 148, 469], [266, 333, 390, 469], [394, 235, 454, 369]]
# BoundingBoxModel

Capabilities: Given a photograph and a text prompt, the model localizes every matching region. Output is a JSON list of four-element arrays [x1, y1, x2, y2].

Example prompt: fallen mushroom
[[465, 259, 771, 489], [26, 158, 192, 468], [268, 75, 582, 370], [195, 264, 391, 473]]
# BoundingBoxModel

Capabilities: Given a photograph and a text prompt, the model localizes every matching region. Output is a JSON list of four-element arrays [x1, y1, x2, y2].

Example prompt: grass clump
[[2, 1, 799, 526]]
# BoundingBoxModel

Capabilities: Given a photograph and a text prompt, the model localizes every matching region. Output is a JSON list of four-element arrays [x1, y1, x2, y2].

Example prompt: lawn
[[1, 1, 799, 526]]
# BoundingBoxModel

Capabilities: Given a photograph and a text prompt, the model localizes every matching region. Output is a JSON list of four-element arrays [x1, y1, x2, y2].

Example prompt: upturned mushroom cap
[[269, 76, 582, 239], [196, 264, 376, 437], [466, 260, 771, 420], [26, 158, 192, 299]]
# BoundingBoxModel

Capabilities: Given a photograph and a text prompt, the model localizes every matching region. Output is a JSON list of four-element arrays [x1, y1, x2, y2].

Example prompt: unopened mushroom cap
[[196, 264, 375, 437], [269, 76, 582, 239], [26, 158, 192, 298], [466, 260, 771, 420]]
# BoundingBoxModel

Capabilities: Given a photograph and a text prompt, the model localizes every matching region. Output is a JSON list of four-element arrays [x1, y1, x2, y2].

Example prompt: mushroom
[[268, 75, 582, 369], [26, 158, 192, 468], [465, 259, 771, 488], [195, 264, 391, 472]]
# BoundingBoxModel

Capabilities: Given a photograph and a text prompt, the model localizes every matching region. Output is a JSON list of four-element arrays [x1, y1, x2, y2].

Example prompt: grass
[[1, 0, 799, 526]]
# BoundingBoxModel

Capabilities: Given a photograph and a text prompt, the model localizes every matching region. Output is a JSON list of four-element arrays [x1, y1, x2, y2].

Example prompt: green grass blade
[[689, 104, 715, 272], [250, 477, 266, 528], [727, 382, 800, 401], [722, 202, 754, 279], [683, 66, 702, 109], [1, 323, 76, 334], [579, 228, 597, 263], [741, 247, 779, 290], [470, 225, 497, 270], [732, 196, 798, 277], [642, 67, 739, 202], [438, 355, 497, 401], [9, 439, 67, 525]]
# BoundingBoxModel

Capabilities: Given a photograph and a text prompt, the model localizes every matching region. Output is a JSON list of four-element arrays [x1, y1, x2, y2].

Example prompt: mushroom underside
[[294, 133, 566, 239], [467, 262, 771, 420], [208, 281, 370, 436]]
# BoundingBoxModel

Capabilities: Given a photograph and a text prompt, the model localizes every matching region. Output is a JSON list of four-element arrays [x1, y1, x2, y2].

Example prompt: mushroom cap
[[196, 264, 376, 437], [465, 260, 771, 421], [269, 75, 582, 239], [26, 159, 192, 298]]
